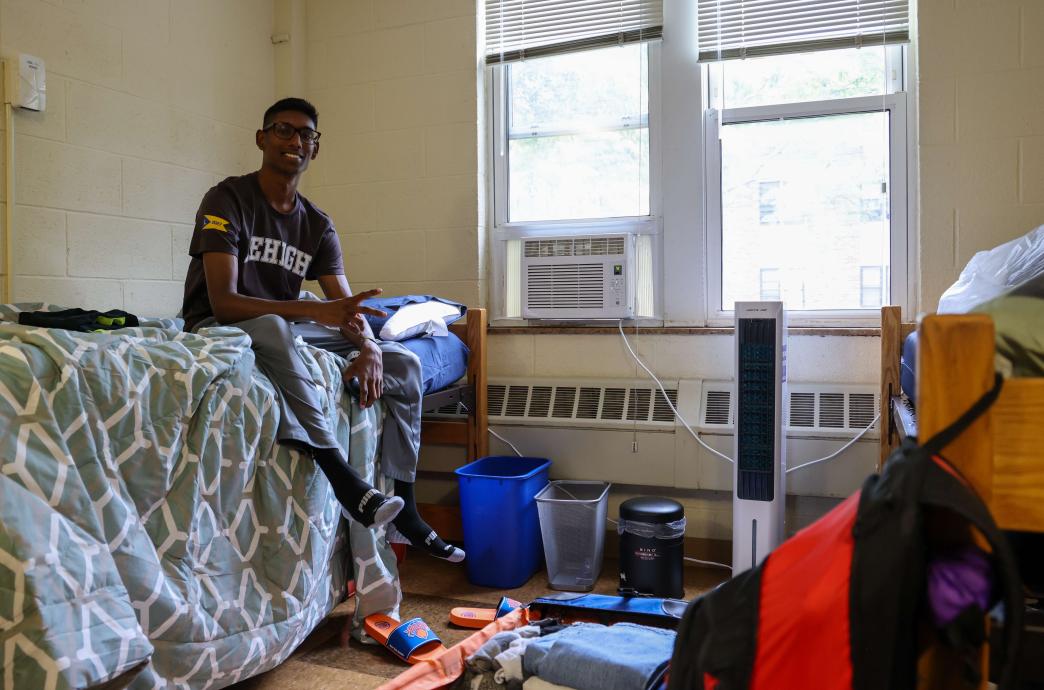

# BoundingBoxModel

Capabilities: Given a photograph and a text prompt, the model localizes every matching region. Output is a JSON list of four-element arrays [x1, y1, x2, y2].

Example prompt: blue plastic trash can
[[455, 456, 551, 588]]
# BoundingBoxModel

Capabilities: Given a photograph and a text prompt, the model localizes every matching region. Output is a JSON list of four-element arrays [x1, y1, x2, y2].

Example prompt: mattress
[[901, 330, 918, 403]]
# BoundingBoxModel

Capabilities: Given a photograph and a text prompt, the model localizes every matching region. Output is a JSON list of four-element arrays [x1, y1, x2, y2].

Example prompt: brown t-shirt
[[181, 172, 344, 331]]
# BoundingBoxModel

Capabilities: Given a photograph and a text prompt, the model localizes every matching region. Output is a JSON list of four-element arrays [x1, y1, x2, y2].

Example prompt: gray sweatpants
[[195, 314, 423, 483]]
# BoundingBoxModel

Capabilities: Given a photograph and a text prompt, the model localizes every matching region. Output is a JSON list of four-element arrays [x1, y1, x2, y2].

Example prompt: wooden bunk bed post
[[916, 314, 996, 690], [464, 308, 488, 461], [879, 305, 903, 469], [916, 314, 996, 501]]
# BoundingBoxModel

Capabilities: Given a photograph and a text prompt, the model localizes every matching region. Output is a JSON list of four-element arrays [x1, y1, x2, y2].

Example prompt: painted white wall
[[917, 0, 1044, 310], [0, 0, 275, 315], [301, 0, 484, 308]]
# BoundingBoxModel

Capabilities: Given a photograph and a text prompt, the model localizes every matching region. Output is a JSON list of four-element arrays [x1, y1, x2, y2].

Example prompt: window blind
[[485, 0, 663, 64], [697, 0, 909, 62]]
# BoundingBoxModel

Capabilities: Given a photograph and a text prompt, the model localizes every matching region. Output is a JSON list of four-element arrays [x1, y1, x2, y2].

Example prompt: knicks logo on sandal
[[202, 214, 230, 232], [405, 621, 430, 639]]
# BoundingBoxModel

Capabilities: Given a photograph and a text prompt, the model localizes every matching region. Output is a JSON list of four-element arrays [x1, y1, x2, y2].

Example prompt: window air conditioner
[[522, 234, 636, 320]]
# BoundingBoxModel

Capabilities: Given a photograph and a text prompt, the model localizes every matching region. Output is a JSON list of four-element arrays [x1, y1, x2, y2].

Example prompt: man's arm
[[315, 273, 381, 345], [203, 252, 385, 326], [317, 273, 384, 408]]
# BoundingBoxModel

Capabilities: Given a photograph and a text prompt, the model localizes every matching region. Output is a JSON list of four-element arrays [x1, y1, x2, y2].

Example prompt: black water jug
[[618, 497, 685, 598]]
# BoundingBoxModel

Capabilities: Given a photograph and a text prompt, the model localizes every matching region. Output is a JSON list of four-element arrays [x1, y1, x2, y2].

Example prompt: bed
[[0, 304, 488, 689], [878, 305, 1044, 686], [419, 308, 489, 462]]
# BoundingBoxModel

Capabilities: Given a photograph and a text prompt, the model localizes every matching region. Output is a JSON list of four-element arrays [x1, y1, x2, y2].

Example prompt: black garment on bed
[[18, 309, 140, 333]]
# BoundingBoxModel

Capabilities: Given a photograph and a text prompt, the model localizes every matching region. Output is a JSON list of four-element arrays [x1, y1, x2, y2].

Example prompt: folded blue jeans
[[522, 622, 675, 690]]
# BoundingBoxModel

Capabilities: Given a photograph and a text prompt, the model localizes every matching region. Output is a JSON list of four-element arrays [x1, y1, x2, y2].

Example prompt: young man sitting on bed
[[179, 97, 464, 563]]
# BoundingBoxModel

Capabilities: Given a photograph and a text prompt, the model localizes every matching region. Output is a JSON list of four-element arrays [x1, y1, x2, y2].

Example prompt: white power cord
[[785, 413, 880, 474], [616, 320, 879, 472], [616, 320, 734, 464], [488, 427, 524, 457], [684, 556, 732, 570]]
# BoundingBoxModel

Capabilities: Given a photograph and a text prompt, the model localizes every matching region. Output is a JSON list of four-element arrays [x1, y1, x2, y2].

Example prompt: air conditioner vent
[[576, 387, 601, 419], [526, 263, 604, 310], [552, 387, 576, 418], [704, 390, 732, 426], [849, 393, 876, 428], [819, 393, 845, 428], [524, 236, 626, 258], [790, 392, 815, 427], [528, 386, 552, 418], [601, 388, 626, 420], [698, 382, 879, 436], [488, 384, 506, 417], [651, 389, 678, 423], [425, 379, 679, 429], [627, 388, 651, 421], [505, 385, 528, 417]]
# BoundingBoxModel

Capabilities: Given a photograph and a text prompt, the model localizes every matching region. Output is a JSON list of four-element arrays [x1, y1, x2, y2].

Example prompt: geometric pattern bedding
[[0, 305, 399, 689]]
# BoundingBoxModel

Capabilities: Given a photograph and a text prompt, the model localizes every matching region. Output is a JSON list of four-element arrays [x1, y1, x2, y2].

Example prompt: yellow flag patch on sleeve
[[202, 214, 231, 233]]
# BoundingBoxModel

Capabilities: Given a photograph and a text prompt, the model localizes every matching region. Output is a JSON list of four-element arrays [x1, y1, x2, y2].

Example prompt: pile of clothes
[[455, 619, 674, 690]]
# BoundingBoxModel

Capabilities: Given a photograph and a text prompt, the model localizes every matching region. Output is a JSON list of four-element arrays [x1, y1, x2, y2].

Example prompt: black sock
[[312, 448, 401, 527], [392, 479, 462, 561]]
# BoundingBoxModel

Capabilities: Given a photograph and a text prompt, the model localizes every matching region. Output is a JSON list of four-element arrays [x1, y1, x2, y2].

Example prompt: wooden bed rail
[[423, 307, 488, 461], [879, 305, 916, 468]]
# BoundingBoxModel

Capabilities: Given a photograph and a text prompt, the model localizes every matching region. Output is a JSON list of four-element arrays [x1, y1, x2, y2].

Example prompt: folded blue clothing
[[522, 622, 675, 690]]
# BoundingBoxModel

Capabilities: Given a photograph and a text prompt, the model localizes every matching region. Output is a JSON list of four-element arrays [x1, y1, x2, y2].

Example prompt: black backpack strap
[[919, 374, 1004, 457], [919, 458, 1024, 690]]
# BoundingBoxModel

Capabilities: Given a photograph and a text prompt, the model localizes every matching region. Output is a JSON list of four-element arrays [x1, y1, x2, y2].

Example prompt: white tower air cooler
[[732, 301, 787, 576]]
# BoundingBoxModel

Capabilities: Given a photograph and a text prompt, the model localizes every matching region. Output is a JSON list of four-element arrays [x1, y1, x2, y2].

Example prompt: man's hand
[[311, 289, 386, 328], [345, 343, 383, 408], [340, 314, 366, 338]]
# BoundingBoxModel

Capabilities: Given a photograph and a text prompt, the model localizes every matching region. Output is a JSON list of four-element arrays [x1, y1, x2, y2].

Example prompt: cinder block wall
[[0, 0, 275, 315], [302, 0, 483, 307], [918, 0, 1044, 310]]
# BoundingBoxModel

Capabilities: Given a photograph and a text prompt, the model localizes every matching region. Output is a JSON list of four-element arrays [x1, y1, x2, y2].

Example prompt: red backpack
[[668, 376, 1024, 690]]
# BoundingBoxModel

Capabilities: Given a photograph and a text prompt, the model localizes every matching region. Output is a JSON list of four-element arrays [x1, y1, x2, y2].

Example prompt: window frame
[[484, 9, 916, 328], [487, 42, 664, 324], [703, 45, 910, 327]]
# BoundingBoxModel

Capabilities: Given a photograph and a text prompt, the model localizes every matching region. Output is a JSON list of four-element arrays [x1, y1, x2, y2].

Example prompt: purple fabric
[[927, 546, 994, 627]]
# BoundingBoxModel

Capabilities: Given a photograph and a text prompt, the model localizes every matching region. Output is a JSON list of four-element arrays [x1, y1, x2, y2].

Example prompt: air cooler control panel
[[737, 317, 776, 502]]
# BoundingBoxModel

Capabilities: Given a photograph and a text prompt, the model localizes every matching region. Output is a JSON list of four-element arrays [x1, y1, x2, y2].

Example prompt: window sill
[[488, 325, 880, 337]]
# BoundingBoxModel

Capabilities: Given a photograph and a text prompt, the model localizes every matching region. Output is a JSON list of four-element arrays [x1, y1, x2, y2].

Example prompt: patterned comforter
[[0, 306, 400, 689]]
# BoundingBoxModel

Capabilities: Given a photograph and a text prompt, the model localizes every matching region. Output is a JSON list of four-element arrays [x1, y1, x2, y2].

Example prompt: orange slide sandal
[[364, 614, 448, 665], [449, 596, 523, 629]]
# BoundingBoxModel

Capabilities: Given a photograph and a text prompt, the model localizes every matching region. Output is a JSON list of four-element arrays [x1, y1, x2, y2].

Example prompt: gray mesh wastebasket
[[535, 481, 611, 592]]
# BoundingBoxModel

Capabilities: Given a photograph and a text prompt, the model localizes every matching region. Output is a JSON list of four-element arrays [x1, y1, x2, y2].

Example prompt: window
[[860, 182, 887, 223], [758, 182, 780, 225], [860, 266, 884, 308], [491, 43, 660, 319], [486, 1, 911, 325], [502, 45, 650, 223], [759, 268, 781, 301], [709, 45, 906, 315]]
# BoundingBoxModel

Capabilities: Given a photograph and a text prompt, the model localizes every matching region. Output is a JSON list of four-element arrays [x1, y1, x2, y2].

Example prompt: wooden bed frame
[[878, 305, 1044, 532], [415, 307, 488, 539], [419, 307, 488, 462], [879, 305, 1044, 687]]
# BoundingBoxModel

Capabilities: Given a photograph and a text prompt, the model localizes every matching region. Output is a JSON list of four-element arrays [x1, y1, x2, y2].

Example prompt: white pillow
[[379, 301, 463, 341]]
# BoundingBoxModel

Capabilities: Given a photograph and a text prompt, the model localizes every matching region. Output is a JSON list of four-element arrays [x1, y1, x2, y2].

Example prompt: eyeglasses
[[263, 121, 321, 144]]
